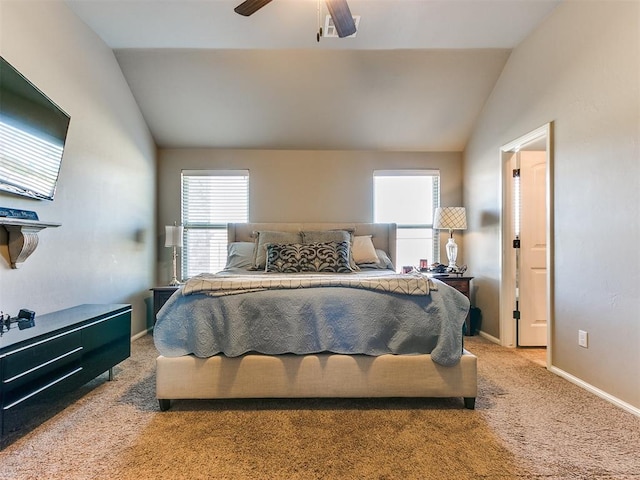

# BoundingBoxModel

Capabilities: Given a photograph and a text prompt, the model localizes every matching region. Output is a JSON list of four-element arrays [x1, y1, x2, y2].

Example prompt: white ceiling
[[65, 0, 561, 150]]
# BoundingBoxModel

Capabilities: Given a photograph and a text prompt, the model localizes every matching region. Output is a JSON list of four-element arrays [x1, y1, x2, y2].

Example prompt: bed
[[154, 223, 477, 410]]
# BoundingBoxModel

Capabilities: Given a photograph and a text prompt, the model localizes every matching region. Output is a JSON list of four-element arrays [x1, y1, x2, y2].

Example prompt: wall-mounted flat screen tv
[[0, 56, 70, 201]]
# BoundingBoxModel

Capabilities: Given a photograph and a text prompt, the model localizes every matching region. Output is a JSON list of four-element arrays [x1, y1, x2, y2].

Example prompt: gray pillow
[[225, 242, 255, 269], [301, 230, 352, 244], [357, 249, 395, 271], [252, 231, 303, 270]]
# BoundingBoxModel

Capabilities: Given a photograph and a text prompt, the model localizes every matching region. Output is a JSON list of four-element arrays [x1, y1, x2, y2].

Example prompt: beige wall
[[0, 1, 156, 335], [157, 149, 463, 282], [464, 1, 639, 409]]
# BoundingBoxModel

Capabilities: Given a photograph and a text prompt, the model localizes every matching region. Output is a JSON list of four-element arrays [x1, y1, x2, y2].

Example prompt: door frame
[[499, 123, 554, 361]]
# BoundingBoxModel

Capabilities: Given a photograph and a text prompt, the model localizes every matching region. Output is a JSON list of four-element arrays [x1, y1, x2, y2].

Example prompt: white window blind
[[373, 170, 440, 270], [181, 170, 249, 277]]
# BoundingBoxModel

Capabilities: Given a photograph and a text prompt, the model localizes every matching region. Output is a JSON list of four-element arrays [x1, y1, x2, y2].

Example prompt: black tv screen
[[0, 56, 70, 201]]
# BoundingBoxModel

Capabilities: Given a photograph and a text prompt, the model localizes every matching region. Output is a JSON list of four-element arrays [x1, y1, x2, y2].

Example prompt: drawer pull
[[3, 347, 83, 384], [3, 367, 83, 410]]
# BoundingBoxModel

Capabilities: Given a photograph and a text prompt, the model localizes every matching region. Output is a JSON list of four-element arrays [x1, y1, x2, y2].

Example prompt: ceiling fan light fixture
[[324, 14, 360, 38], [234, 0, 357, 39], [234, 0, 273, 16], [325, 0, 357, 37]]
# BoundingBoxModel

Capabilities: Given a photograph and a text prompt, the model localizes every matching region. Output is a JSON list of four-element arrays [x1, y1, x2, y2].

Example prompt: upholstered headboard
[[227, 223, 397, 267]]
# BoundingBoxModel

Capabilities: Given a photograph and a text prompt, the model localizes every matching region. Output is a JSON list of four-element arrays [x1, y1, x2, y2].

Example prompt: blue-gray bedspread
[[153, 271, 470, 366]]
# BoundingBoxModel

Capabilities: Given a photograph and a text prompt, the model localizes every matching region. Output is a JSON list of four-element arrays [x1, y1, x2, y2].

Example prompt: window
[[373, 170, 440, 270], [181, 170, 249, 278]]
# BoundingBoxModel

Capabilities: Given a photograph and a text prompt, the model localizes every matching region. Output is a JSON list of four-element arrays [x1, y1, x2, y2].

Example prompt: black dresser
[[0, 304, 131, 445]]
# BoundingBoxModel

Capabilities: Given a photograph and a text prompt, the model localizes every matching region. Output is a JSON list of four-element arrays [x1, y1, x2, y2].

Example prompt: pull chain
[[317, 0, 323, 42]]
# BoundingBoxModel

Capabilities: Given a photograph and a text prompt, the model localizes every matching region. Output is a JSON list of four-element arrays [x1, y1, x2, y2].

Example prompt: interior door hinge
[[513, 168, 520, 178], [513, 310, 520, 320], [513, 239, 521, 248]]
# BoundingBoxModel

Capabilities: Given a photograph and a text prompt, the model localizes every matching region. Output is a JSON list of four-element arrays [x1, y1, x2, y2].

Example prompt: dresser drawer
[[152, 287, 179, 318], [2, 364, 83, 411], [442, 279, 470, 296], [3, 331, 83, 407], [3, 331, 82, 381], [81, 311, 131, 380]]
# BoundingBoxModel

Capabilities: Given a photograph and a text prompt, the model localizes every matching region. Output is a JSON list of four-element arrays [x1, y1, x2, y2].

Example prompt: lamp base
[[445, 236, 458, 270], [169, 245, 182, 286]]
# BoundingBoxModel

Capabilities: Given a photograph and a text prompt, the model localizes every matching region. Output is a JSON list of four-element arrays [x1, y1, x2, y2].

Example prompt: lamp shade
[[433, 207, 467, 231], [165, 225, 184, 248]]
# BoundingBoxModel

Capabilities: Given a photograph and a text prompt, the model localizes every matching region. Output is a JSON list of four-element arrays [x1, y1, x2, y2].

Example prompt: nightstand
[[437, 276, 474, 336], [151, 286, 180, 321]]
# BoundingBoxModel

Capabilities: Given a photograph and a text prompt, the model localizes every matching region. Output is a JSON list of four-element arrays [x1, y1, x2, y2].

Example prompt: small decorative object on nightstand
[[419, 259, 429, 271], [452, 264, 468, 276]]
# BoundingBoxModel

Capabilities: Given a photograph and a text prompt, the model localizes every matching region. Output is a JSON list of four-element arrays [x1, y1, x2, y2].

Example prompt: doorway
[[500, 124, 554, 365]]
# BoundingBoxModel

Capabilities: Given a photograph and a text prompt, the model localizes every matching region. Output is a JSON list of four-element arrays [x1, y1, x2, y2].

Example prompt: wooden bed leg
[[463, 397, 476, 410], [158, 399, 171, 411]]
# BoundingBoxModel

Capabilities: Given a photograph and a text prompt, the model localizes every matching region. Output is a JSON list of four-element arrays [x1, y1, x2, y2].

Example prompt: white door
[[517, 151, 547, 346]]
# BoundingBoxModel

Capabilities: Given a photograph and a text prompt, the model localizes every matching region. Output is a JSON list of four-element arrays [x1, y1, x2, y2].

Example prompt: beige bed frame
[[156, 223, 477, 410]]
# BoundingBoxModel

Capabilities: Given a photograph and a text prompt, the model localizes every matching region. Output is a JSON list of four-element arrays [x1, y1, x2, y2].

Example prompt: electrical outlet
[[578, 330, 588, 348]]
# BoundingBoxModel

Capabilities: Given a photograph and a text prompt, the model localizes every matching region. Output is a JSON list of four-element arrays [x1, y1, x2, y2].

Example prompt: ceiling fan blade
[[234, 0, 274, 16], [325, 0, 356, 37]]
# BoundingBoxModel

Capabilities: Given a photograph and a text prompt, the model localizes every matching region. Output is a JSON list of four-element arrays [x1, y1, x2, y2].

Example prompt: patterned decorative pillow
[[265, 241, 354, 273], [301, 229, 359, 271]]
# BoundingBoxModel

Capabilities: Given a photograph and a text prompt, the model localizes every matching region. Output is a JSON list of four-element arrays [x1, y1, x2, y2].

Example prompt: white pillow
[[352, 235, 379, 264]]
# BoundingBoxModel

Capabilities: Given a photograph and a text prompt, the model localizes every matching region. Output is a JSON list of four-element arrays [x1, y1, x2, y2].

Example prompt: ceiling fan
[[234, 0, 357, 38]]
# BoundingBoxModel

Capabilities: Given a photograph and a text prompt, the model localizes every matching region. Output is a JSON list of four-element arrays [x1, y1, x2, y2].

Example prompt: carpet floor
[[0, 335, 638, 480]]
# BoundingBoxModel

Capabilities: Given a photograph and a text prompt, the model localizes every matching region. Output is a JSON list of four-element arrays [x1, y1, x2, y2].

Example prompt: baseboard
[[131, 328, 151, 342], [549, 366, 640, 418], [478, 330, 501, 345], [477, 330, 639, 417]]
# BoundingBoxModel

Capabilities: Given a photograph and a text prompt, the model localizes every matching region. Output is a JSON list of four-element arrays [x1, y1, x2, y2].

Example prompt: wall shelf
[[0, 218, 61, 269]]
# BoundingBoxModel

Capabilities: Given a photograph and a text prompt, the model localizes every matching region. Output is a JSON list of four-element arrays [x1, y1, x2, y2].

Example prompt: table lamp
[[165, 223, 183, 286], [433, 207, 467, 270]]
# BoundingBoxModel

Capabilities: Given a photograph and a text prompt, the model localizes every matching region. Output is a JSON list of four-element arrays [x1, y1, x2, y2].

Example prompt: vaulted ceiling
[[65, 0, 560, 151]]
